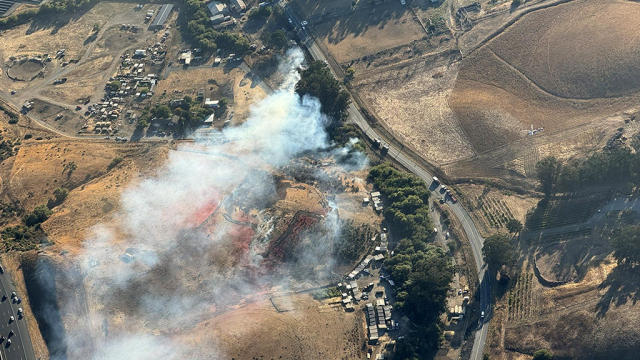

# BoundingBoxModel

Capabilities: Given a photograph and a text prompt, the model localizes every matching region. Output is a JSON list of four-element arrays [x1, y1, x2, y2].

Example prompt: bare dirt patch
[[6, 58, 45, 81]]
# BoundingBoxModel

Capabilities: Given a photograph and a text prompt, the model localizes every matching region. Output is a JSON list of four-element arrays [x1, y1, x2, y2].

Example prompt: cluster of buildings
[[364, 191, 384, 213], [83, 42, 167, 135], [207, 0, 246, 27], [366, 299, 395, 344]]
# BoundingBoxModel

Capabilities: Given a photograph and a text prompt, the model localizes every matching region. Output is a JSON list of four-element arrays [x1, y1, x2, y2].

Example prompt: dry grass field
[[7, 140, 162, 210], [446, 0, 640, 178], [355, 54, 474, 165], [183, 294, 365, 360], [487, 0, 640, 100], [294, 0, 427, 64], [489, 259, 640, 360], [343, 0, 640, 181]]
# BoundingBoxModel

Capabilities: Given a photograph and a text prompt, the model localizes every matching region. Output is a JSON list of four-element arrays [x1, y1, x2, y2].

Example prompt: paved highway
[[0, 266, 36, 360], [284, 4, 491, 359]]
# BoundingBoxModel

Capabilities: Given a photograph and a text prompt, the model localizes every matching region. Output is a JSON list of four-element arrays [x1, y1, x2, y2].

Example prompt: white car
[[301, 20, 308, 26], [9, 316, 14, 323]]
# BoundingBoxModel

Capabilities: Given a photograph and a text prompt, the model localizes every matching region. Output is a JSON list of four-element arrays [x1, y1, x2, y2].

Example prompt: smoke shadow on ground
[[22, 256, 68, 360]]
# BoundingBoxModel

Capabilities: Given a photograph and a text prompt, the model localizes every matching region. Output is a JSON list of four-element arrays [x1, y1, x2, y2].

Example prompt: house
[[207, 1, 227, 16], [204, 98, 220, 108], [179, 51, 192, 65], [229, 0, 246, 12], [169, 98, 185, 107]]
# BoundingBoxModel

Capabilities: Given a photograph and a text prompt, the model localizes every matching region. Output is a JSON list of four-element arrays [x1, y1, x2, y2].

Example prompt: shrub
[[23, 205, 52, 226]]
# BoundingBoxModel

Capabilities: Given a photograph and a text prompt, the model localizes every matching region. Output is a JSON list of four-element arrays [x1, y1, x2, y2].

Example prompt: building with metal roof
[[150, 4, 174, 30]]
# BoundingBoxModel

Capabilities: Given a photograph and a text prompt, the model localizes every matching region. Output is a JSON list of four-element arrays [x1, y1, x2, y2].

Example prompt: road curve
[[284, 5, 491, 359]]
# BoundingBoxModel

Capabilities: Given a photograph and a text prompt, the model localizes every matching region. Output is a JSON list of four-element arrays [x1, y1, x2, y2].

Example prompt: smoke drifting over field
[[34, 48, 362, 359]]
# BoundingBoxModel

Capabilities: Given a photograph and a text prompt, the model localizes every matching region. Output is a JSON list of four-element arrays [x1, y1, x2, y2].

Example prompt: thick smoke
[[38, 48, 364, 360]]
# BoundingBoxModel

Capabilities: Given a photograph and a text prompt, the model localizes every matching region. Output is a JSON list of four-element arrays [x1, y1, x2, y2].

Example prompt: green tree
[[47, 187, 69, 208], [506, 218, 523, 234], [248, 5, 272, 20], [610, 225, 640, 265], [152, 104, 171, 119], [535, 156, 560, 196], [295, 60, 350, 128], [266, 29, 288, 49], [532, 349, 553, 360], [344, 67, 355, 83], [482, 233, 516, 271], [106, 80, 121, 91], [23, 205, 53, 226]]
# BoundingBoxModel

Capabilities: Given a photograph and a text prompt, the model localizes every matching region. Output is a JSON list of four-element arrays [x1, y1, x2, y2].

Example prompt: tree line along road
[[283, 4, 491, 360]]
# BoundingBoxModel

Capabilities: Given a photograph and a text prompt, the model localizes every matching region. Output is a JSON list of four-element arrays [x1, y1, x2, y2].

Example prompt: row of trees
[[295, 60, 350, 136], [368, 164, 454, 359], [535, 147, 640, 196]]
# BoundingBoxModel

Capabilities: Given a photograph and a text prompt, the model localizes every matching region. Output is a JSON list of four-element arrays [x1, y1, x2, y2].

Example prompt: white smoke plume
[[33, 48, 366, 360]]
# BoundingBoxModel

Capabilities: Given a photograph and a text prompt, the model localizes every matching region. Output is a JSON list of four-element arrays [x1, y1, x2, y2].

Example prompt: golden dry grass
[[180, 293, 365, 360]]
